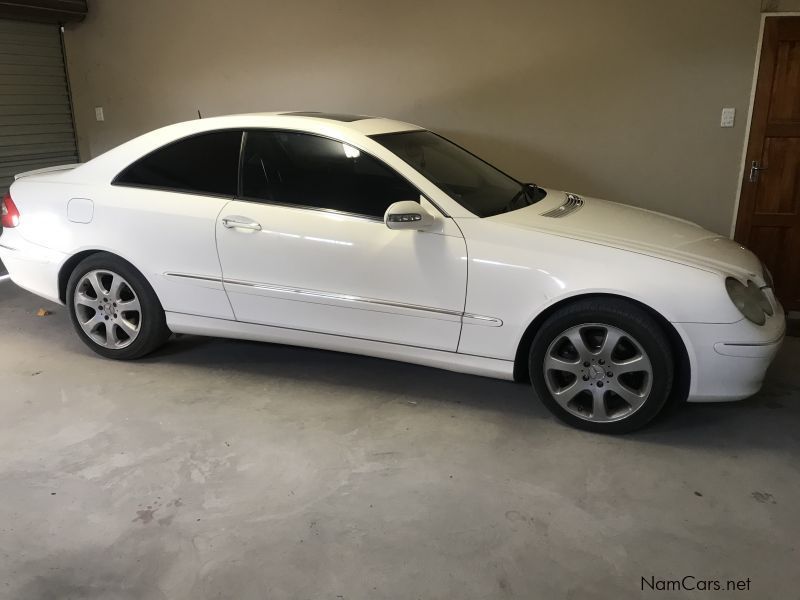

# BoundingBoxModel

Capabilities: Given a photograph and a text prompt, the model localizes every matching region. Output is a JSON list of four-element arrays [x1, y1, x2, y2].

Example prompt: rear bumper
[[0, 230, 65, 304], [677, 308, 786, 402]]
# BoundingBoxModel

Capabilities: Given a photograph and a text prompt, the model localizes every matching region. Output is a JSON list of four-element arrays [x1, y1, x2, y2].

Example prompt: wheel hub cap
[[588, 364, 605, 380]]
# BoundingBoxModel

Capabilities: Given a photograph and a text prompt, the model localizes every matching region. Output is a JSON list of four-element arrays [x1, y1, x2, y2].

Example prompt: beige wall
[[763, 0, 800, 11], [64, 0, 765, 234]]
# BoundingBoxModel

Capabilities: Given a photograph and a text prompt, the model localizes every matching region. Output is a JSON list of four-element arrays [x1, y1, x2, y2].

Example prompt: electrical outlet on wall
[[95, 107, 104, 122], [720, 107, 735, 128]]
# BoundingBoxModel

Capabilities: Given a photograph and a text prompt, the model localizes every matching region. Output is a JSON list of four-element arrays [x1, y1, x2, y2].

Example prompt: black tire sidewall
[[529, 298, 674, 434], [66, 253, 169, 360]]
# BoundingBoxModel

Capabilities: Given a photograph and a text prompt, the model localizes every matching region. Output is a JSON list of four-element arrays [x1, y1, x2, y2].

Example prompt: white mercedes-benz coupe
[[0, 111, 786, 432]]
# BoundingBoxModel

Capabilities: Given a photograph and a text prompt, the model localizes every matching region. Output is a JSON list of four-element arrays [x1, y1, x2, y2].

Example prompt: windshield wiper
[[502, 183, 547, 213]]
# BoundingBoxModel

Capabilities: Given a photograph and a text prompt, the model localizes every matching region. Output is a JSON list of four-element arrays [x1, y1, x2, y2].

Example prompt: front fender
[[455, 219, 739, 360]]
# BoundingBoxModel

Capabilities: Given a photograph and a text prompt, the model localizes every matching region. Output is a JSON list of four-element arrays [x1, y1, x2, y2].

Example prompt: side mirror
[[384, 200, 435, 231]]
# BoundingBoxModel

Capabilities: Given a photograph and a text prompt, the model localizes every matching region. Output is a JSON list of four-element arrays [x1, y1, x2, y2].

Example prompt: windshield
[[372, 130, 542, 217]]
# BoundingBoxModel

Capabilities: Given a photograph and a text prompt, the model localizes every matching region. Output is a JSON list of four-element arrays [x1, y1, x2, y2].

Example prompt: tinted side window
[[241, 131, 418, 218], [373, 130, 523, 218], [115, 130, 242, 196]]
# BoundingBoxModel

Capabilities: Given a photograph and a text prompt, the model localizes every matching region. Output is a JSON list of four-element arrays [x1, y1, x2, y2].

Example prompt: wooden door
[[735, 16, 800, 311]]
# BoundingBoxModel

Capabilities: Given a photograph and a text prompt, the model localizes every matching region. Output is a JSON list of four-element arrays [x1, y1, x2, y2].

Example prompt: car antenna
[[197, 109, 202, 119]]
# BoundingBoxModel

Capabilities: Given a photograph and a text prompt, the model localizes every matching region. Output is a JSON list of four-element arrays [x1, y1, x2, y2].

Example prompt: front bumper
[[676, 305, 786, 402], [0, 229, 66, 304]]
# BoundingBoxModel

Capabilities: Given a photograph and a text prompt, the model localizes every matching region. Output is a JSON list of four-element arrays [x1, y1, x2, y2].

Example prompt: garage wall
[[764, 0, 800, 10], [62, 0, 765, 234]]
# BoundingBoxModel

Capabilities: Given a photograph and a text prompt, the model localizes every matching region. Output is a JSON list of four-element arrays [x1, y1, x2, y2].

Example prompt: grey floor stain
[[752, 491, 777, 504], [132, 508, 158, 524]]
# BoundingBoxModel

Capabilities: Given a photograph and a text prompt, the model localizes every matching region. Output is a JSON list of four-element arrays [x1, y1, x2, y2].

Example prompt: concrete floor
[[1, 282, 798, 600]]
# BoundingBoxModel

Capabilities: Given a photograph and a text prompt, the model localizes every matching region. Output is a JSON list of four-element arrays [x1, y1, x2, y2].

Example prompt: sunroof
[[281, 111, 372, 122]]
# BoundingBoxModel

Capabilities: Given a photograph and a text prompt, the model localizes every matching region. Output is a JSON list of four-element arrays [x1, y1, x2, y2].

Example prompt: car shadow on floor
[[134, 333, 800, 451], [141, 334, 545, 420]]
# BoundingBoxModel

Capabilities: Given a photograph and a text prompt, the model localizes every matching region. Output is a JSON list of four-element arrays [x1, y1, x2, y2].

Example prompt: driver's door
[[215, 130, 467, 351]]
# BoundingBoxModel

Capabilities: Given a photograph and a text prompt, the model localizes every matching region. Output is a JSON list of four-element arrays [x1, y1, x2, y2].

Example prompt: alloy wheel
[[543, 323, 653, 423], [73, 269, 142, 349]]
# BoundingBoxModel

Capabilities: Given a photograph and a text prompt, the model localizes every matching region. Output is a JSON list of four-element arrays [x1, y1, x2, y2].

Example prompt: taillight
[[1, 192, 19, 228]]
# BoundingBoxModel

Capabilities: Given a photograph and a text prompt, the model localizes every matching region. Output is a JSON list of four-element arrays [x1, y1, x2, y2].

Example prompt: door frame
[[730, 12, 800, 238]]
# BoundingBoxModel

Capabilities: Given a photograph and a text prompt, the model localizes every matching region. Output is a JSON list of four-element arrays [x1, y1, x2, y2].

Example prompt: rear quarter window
[[114, 130, 242, 197]]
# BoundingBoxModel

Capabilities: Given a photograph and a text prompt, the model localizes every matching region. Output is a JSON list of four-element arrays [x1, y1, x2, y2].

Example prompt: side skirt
[[166, 311, 515, 381]]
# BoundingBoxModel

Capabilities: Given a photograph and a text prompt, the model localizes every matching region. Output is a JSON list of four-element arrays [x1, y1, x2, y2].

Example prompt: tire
[[66, 252, 170, 360], [529, 297, 674, 434]]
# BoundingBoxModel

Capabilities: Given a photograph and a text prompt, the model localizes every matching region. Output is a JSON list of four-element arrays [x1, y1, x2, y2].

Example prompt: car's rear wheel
[[529, 298, 674, 433], [67, 253, 170, 359]]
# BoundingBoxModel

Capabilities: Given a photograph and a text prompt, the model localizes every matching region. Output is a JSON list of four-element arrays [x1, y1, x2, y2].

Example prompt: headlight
[[725, 278, 773, 325]]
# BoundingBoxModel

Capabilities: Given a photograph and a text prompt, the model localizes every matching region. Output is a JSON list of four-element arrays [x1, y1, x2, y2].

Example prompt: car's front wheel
[[529, 298, 674, 433], [67, 253, 170, 360]]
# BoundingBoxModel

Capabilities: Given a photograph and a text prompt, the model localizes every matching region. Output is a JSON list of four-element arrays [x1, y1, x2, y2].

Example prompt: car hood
[[489, 189, 762, 279]]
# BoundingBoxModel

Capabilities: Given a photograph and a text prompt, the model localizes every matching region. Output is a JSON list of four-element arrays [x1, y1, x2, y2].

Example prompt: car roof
[[231, 111, 424, 136], [278, 111, 374, 122], [68, 111, 426, 183]]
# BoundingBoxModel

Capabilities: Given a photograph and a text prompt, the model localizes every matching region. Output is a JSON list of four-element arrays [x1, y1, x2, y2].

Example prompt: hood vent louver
[[540, 193, 584, 218]]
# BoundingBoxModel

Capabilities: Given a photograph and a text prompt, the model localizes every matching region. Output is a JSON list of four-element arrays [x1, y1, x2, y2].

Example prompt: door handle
[[749, 160, 767, 183], [222, 216, 262, 231]]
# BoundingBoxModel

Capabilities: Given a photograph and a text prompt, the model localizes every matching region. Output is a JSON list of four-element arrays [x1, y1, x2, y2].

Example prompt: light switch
[[95, 107, 104, 122], [720, 107, 735, 128]]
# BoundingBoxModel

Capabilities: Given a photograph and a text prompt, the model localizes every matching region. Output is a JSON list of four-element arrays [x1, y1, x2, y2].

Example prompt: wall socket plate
[[95, 107, 104, 122]]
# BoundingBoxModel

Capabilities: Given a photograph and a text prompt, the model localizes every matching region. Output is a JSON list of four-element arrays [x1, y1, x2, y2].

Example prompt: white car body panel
[[215, 198, 468, 351], [494, 194, 763, 279], [453, 215, 741, 357], [165, 311, 514, 380], [0, 112, 785, 404], [14, 163, 79, 180]]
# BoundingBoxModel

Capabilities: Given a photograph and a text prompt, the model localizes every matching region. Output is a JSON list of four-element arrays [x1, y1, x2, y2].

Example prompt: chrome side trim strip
[[164, 272, 223, 283], [463, 313, 503, 327], [225, 277, 503, 326], [165, 272, 503, 326], [224, 277, 462, 317], [717, 332, 786, 347], [540, 193, 584, 218]]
